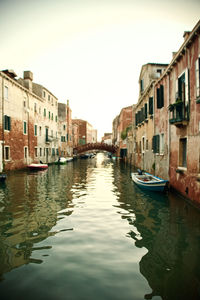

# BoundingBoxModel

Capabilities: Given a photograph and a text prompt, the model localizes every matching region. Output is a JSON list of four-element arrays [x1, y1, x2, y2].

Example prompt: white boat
[[131, 171, 168, 192], [66, 157, 73, 162], [55, 157, 67, 165]]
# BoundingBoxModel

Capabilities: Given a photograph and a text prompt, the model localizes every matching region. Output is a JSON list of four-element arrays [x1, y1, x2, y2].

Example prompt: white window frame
[[160, 133, 164, 154]]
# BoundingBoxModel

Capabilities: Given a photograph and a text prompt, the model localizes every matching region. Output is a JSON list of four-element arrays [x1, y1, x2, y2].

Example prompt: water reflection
[[0, 161, 92, 281], [113, 162, 200, 300], [0, 155, 200, 300]]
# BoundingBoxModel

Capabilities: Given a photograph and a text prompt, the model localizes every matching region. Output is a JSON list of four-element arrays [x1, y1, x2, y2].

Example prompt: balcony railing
[[169, 101, 189, 127]]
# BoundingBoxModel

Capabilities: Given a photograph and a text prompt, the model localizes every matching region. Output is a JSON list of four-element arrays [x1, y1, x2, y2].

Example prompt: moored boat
[[0, 173, 7, 182], [66, 157, 73, 162], [131, 171, 168, 192], [27, 163, 48, 170], [54, 157, 67, 165]]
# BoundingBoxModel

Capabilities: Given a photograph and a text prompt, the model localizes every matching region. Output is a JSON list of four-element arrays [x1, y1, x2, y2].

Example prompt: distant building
[[72, 119, 97, 145], [101, 133, 112, 145]]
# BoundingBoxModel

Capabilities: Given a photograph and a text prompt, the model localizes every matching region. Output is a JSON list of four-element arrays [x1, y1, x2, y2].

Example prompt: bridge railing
[[73, 142, 118, 154]]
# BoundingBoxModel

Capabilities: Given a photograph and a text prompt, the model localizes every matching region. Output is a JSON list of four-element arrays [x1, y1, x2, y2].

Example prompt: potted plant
[[168, 104, 174, 111]]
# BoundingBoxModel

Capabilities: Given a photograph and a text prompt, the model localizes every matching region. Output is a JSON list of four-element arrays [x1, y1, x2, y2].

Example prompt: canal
[[0, 153, 200, 300]]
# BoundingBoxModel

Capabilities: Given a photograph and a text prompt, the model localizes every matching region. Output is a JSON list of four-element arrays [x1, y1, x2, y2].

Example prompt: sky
[[0, 0, 199, 140]]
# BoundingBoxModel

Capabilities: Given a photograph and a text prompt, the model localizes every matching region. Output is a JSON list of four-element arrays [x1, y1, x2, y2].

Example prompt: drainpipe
[[26, 91, 30, 164], [1, 76, 4, 172], [168, 74, 171, 182]]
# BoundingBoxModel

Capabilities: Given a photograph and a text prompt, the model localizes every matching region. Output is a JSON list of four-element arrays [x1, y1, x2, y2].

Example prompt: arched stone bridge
[[73, 142, 118, 154]]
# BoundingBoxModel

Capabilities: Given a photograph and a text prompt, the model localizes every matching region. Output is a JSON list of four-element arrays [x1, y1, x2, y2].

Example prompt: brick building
[[72, 119, 97, 145]]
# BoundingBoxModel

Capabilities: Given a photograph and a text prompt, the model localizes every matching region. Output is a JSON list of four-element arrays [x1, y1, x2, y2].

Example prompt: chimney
[[67, 99, 69, 106], [172, 52, 177, 58], [23, 71, 33, 92], [183, 31, 191, 41]]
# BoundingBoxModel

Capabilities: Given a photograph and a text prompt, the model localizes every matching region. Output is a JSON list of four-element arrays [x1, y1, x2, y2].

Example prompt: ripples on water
[[0, 153, 200, 300]]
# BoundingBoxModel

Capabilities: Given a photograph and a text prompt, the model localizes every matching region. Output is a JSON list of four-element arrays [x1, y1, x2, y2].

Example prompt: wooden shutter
[[160, 85, 164, 108], [157, 88, 160, 108]]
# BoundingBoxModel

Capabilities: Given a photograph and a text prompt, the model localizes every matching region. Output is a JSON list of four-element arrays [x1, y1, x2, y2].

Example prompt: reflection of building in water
[[113, 166, 200, 300], [0, 167, 75, 281]]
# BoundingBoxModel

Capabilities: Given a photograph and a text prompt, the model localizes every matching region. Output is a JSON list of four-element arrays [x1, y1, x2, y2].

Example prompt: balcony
[[169, 101, 189, 127]]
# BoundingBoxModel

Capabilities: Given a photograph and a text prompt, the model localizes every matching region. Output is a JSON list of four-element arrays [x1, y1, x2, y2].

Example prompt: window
[[56, 148, 59, 155], [23, 121, 27, 134], [179, 138, 187, 168], [35, 148, 38, 157], [142, 137, 145, 152], [48, 95, 50, 101], [51, 130, 53, 137], [144, 103, 148, 119], [156, 69, 162, 78], [152, 135, 160, 153], [140, 79, 144, 93], [51, 113, 53, 120], [176, 69, 189, 104], [49, 111, 51, 119], [34, 103, 37, 112], [24, 147, 28, 159], [44, 108, 46, 117], [4, 115, 11, 131], [63, 125, 66, 130], [160, 133, 164, 154], [4, 86, 8, 100], [4, 146, 10, 160], [39, 126, 42, 136], [45, 128, 48, 142], [34, 125, 37, 136], [61, 136, 66, 142], [43, 90, 46, 98], [149, 97, 153, 115], [24, 98, 27, 108], [52, 148, 55, 156], [146, 139, 148, 150], [157, 85, 164, 109], [195, 57, 200, 98], [55, 116, 58, 122], [40, 148, 42, 157]]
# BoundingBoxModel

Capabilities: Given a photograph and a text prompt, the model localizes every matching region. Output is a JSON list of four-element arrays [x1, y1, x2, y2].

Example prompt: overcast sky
[[0, 0, 199, 139]]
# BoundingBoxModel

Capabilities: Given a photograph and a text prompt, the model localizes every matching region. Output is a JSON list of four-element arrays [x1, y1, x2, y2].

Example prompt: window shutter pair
[[152, 135, 160, 153], [4, 115, 11, 131]]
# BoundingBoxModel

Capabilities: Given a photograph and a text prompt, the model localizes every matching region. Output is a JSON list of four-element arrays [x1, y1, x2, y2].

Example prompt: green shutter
[[160, 85, 164, 108], [149, 97, 153, 115], [157, 88, 160, 108]]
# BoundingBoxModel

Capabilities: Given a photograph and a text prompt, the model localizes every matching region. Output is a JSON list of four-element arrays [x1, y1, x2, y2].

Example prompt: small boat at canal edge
[[131, 170, 168, 192], [27, 163, 48, 170], [0, 173, 7, 182], [54, 157, 67, 165]]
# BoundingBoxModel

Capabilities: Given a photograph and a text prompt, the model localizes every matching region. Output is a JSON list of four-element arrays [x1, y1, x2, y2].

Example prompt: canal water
[[0, 153, 200, 300]]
